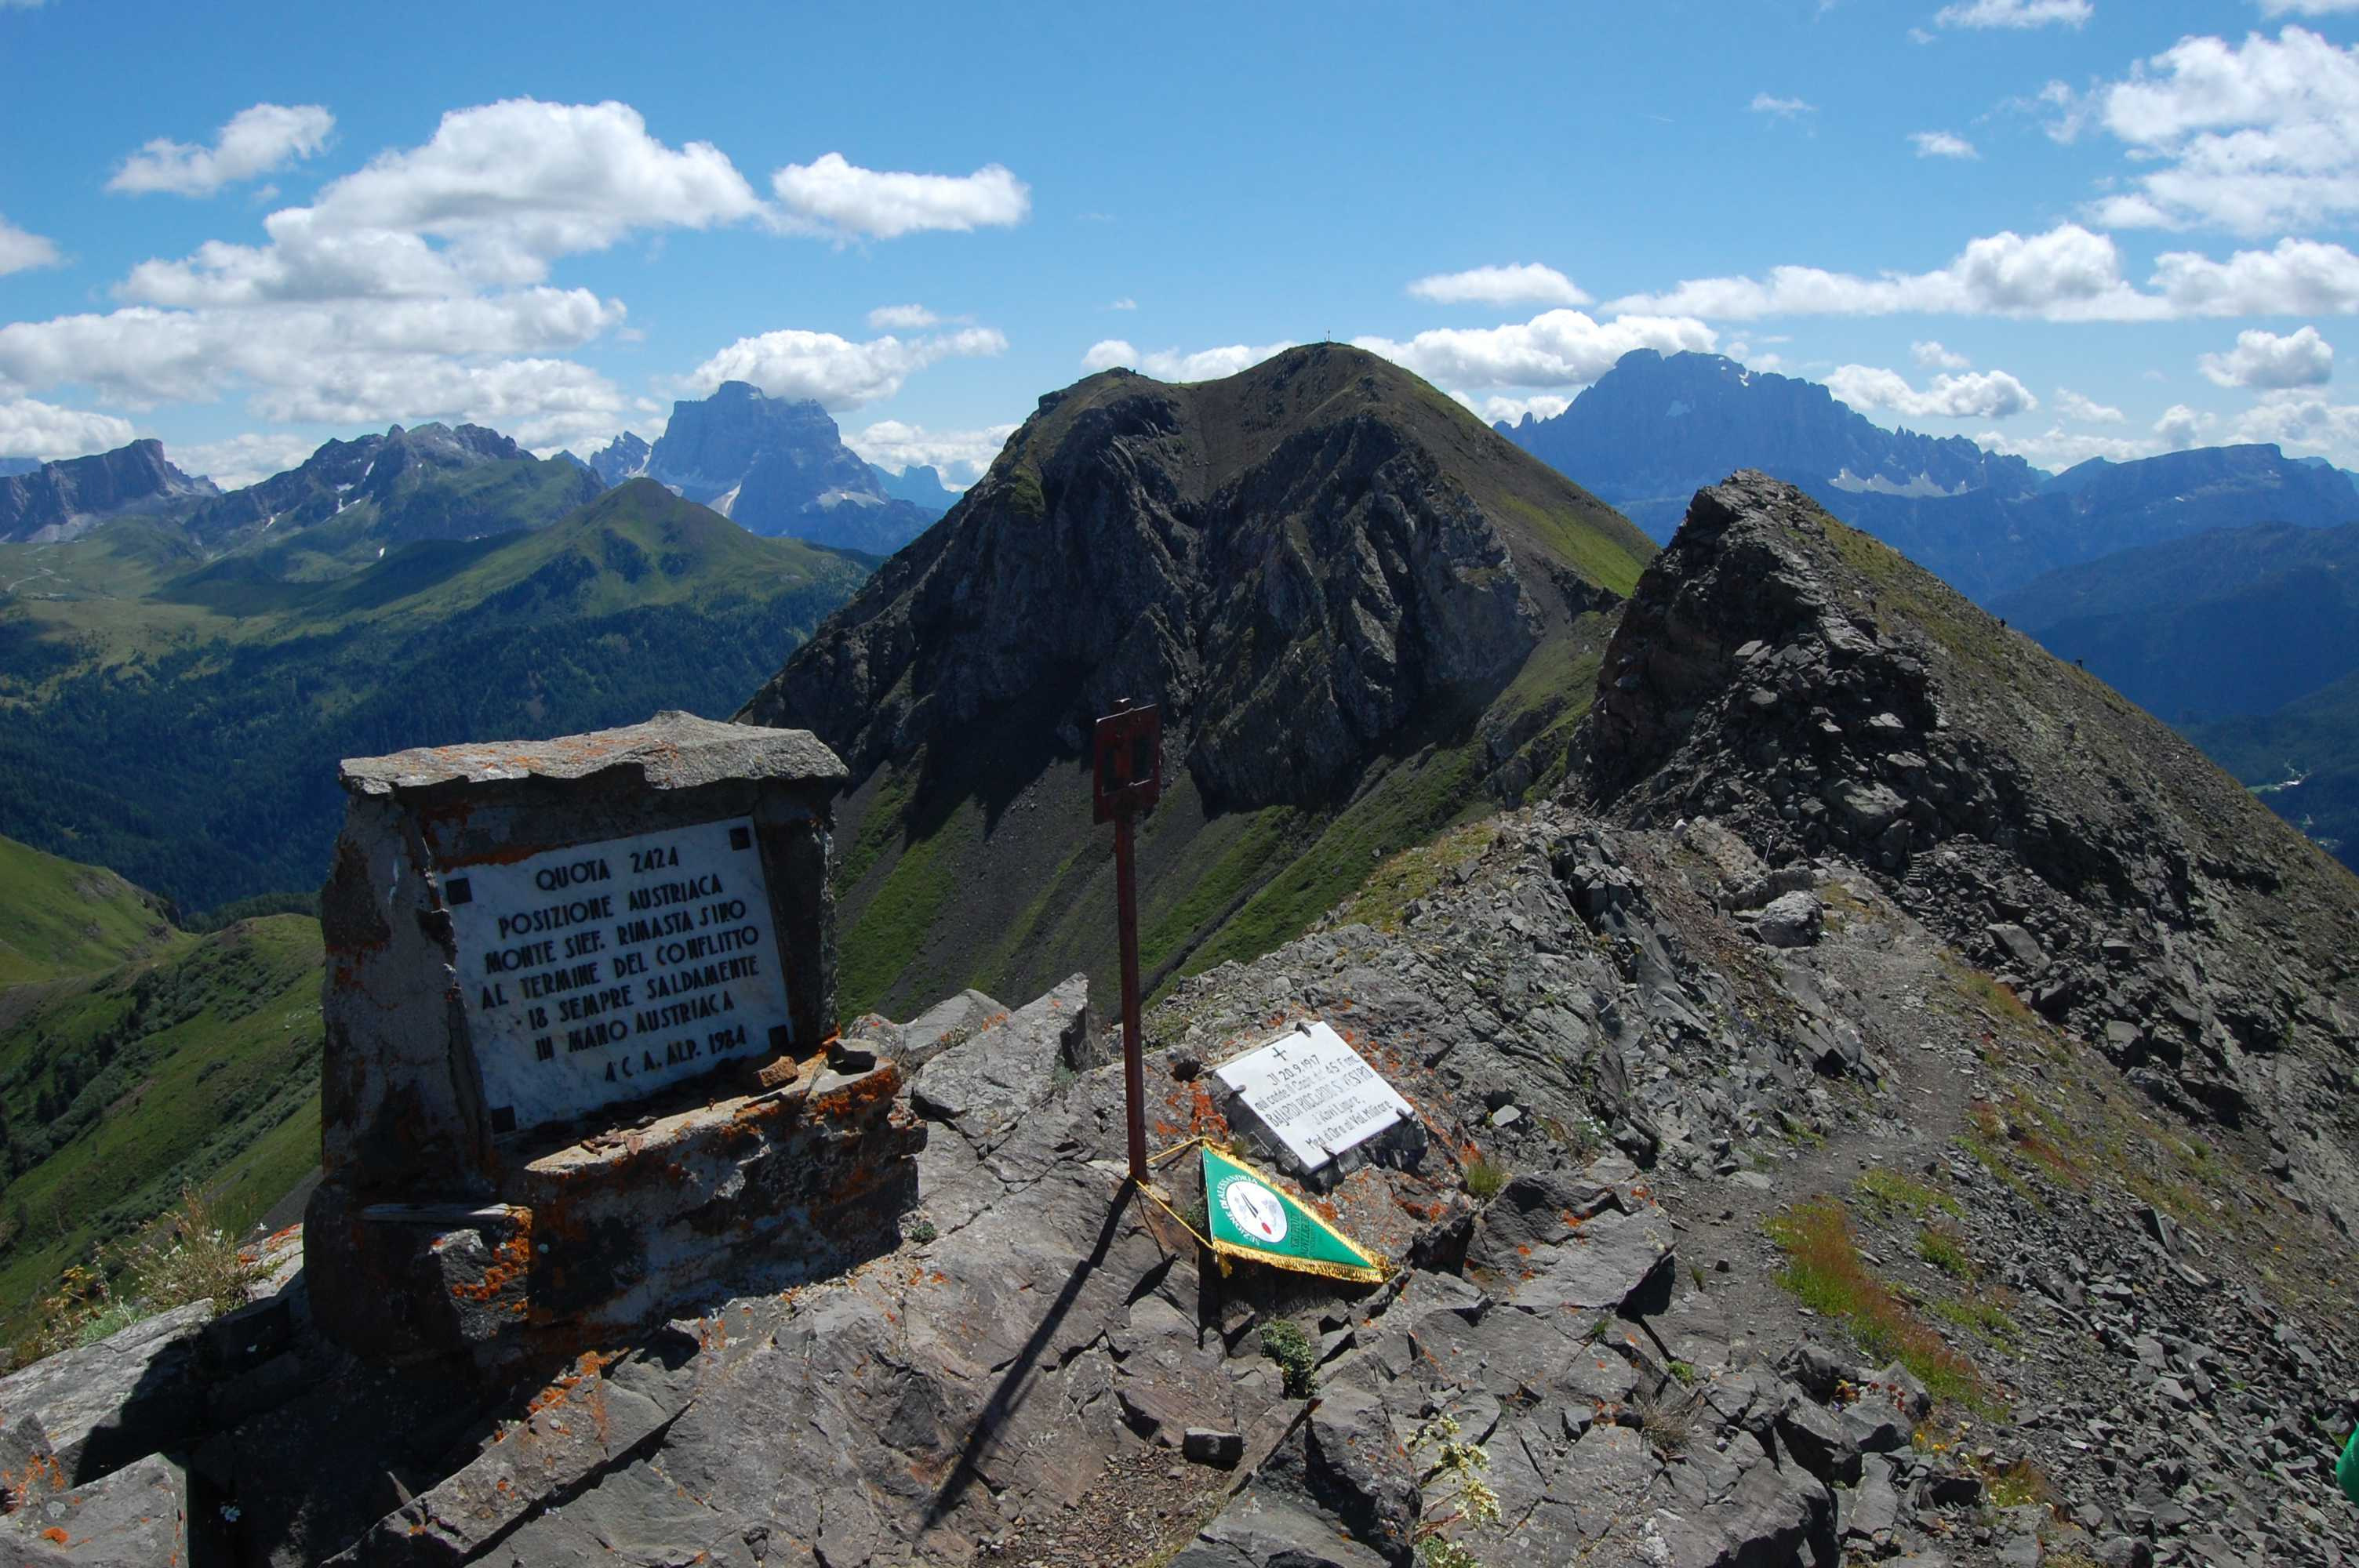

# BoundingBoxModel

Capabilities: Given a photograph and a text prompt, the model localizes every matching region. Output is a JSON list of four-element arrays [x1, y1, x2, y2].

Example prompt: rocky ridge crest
[[1578, 471, 2359, 1222], [0, 438, 218, 544]]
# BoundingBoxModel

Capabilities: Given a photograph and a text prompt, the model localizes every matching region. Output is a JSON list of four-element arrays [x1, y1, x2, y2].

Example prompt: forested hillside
[[0, 482, 871, 913]]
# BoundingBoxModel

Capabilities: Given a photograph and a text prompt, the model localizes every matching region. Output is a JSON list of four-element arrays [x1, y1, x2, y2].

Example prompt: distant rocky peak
[[590, 431, 652, 487], [643, 379, 907, 546], [0, 437, 219, 544]]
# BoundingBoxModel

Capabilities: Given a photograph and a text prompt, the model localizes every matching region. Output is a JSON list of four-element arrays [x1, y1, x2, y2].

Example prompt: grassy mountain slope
[[743, 344, 1649, 1021], [0, 837, 324, 1340], [0, 481, 871, 913], [0, 834, 175, 987], [2186, 669, 2359, 870]]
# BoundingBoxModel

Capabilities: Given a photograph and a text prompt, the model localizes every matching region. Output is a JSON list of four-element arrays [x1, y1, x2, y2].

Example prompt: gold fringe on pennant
[[1202, 1235, 1387, 1285]]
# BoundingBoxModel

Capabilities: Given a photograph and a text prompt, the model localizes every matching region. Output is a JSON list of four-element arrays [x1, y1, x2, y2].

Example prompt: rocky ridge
[[736, 342, 1648, 1018], [0, 439, 218, 544], [9, 474, 2359, 1566], [1581, 473, 2359, 1215]]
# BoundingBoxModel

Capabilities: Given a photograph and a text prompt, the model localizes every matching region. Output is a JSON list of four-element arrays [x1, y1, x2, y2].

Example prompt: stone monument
[[303, 711, 924, 1364]]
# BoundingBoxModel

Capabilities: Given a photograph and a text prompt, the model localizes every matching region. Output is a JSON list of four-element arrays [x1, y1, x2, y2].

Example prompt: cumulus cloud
[[1825, 364, 2039, 419], [1452, 392, 1574, 425], [1727, 341, 1786, 373], [1615, 224, 2359, 322], [1408, 263, 1588, 308], [1080, 339, 1296, 381], [1935, 0, 2091, 27], [2199, 324, 2335, 387], [2054, 387, 2127, 422], [1108, 296, 1137, 310], [2154, 404, 2216, 447], [109, 103, 335, 197], [2226, 386, 2359, 459], [0, 216, 59, 275], [1912, 340, 1972, 368], [1910, 131, 1979, 159], [0, 398, 137, 460], [2090, 27, 2359, 234], [1977, 424, 2157, 468], [867, 303, 940, 330], [1354, 310, 1716, 390], [170, 430, 325, 489], [841, 419, 1019, 485], [1750, 93, 1816, 118], [0, 99, 791, 448], [689, 326, 1007, 409], [771, 153, 1028, 240]]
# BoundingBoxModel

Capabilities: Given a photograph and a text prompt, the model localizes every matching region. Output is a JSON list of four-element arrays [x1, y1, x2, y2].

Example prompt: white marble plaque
[[1213, 1020, 1414, 1171], [443, 816, 794, 1134]]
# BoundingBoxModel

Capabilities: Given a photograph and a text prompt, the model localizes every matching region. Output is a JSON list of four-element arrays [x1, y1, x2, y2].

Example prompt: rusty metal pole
[[1092, 700, 1163, 1190], [1114, 805, 1147, 1185]]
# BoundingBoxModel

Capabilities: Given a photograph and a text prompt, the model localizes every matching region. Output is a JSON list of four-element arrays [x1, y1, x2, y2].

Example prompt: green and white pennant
[[1199, 1145, 1387, 1284]]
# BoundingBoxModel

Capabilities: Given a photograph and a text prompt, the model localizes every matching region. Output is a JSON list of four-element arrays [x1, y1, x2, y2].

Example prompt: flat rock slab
[[910, 973, 1089, 1143], [0, 1450, 187, 1566], [0, 1299, 211, 1484], [340, 710, 845, 796]]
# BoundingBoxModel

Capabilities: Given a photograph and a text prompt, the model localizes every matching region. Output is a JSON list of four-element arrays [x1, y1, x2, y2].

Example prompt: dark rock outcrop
[[744, 344, 1641, 808], [0, 439, 217, 543], [1576, 470, 2359, 1205]]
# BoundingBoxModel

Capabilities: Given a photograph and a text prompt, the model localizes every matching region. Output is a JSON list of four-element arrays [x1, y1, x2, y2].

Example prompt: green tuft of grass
[[1915, 1223, 1976, 1280], [1856, 1167, 1961, 1221], [1463, 1157, 1508, 1203], [1764, 1196, 2004, 1417]]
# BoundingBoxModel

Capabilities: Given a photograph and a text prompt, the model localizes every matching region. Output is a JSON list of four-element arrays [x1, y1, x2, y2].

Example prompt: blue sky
[[4, 0, 2358, 487]]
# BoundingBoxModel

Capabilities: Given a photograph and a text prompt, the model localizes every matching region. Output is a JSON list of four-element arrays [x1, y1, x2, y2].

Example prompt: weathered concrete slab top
[[339, 710, 846, 797]]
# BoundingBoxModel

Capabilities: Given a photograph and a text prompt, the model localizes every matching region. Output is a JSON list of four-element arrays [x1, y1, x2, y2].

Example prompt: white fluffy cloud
[[108, 103, 335, 197], [2091, 27, 2359, 234], [169, 430, 326, 489], [1407, 263, 1588, 308], [1451, 392, 1573, 425], [1750, 94, 1815, 118], [1825, 364, 2039, 419], [0, 398, 137, 459], [1910, 131, 1979, 160], [1935, 0, 2090, 27], [841, 419, 1019, 485], [1912, 339, 1971, 368], [0, 99, 791, 448], [867, 303, 940, 330], [771, 153, 1028, 240], [2199, 324, 2335, 387], [1354, 310, 1716, 390], [0, 216, 59, 276], [2259, 0, 2359, 13], [690, 326, 1007, 409], [1080, 339, 1296, 381], [2054, 387, 2127, 422], [2154, 404, 2216, 448], [1977, 424, 2157, 468], [1616, 224, 2359, 322], [2225, 387, 2359, 459]]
